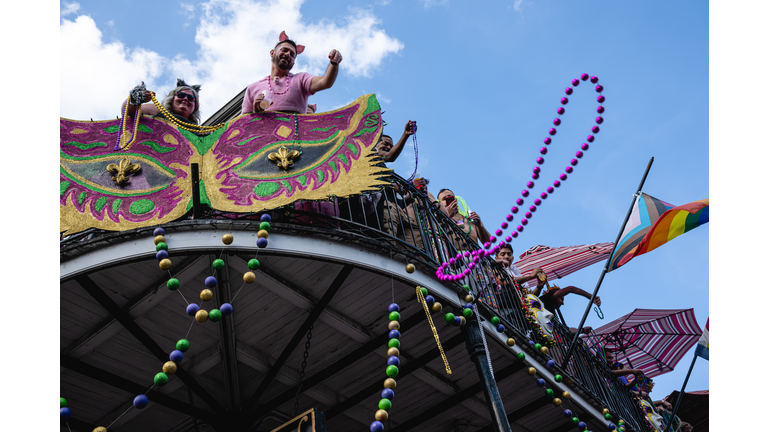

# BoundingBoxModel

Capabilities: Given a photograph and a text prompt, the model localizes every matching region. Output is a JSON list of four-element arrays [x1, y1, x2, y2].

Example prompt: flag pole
[[663, 354, 697, 432], [561, 157, 654, 367]]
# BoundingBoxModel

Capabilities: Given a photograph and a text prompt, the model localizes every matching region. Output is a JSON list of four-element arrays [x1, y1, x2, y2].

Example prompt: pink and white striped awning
[[585, 308, 703, 379], [512, 242, 614, 288]]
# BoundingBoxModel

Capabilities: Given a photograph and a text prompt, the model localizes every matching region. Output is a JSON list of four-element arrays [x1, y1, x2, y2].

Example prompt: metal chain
[[188, 386, 200, 432], [293, 324, 314, 416]]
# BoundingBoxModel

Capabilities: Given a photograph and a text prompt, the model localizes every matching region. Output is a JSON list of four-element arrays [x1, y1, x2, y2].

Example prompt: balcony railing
[[61, 169, 651, 432]]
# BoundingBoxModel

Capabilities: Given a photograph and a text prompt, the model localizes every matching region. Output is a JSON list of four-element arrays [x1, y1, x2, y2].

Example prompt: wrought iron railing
[[60, 170, 652, 431]]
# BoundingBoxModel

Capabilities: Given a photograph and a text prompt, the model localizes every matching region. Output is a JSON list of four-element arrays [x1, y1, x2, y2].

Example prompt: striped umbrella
[[584, 308, 703, 379], [512, 242, 614, 289]]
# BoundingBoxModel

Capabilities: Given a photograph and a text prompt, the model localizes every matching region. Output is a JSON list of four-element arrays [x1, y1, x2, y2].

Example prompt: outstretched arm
[[383, 121, 416, 163], [518, 267, 546, 295], [555, 286, 601, 306], [309, 49, 342, 93], [121, 89, 159, 118]]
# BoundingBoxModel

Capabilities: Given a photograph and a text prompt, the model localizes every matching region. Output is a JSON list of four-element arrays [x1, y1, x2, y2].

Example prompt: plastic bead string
[[84, 214, 274, 431], [60, 397, 72, 430], [149, 92, 226, 134], [436, 73, 605, 282], [267, 73, 291, 95], [515, 283, 556, 347], [417, 284, 512, 372], [405, 120, 418, 182], [113, 98, 142, 151], [416, 286, 452, 374], [370, 303, 404, 432], [497, 340, 625, 432]]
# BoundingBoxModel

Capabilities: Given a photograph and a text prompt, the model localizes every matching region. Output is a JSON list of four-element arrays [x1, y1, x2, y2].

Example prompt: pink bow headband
[[279, 31, 305, 54]]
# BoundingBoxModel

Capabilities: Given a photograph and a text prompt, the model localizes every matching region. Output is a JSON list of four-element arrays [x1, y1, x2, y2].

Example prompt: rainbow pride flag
[[608, 194, 709, 271], [635, 198, 709, 257]]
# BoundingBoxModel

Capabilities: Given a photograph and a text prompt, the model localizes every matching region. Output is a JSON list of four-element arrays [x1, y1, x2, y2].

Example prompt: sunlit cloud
[[61, 1, 80, 16], [60, 0, 403, 121]]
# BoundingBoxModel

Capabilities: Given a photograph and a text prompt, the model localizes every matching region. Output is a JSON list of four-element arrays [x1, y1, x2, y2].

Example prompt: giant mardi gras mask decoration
[[60, 94, 387, 235]]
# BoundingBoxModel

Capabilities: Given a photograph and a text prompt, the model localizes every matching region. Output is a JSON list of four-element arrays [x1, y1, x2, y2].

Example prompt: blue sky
[[53, 0, 718, 426]]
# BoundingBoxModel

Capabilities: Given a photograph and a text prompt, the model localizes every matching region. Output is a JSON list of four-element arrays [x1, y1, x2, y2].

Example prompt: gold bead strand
[[416, 286, 451, 374], [149, 92, 226, 133]]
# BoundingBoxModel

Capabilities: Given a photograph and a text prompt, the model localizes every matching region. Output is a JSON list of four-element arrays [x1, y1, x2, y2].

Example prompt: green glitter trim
[[179, 125, 227, 156], [347, 142, 359, 156], [275, 117, 291, 122], [94, 197, 108, 212], [329, 161, 338, 172], [129, 199, 155, 215], [185, 180, 212, 211], [248, 117, 262, 123], [59, 166, 171, 198], [236, 136, 263, 146], [233, 135, 346, 180], [352, 126, 378, 137], [297, 175, 307, 186], [77, 192, 87, 205], [136, 141, 175, 153], [317, 170, 325, 183], [333, 114, 345, 118], [308, 126, 339, 132], [60, 151, 176, 176], [254, 182, 280, 197], [60, 181, 71, 197], [363, 95, 381, 118], [138, 124, 153, 133], [104, 125, 119, 134], [112, 198, 123, 214], [63, 141, 109, 150], [338, 154, 348, 165], [280, 180, 292, 194]]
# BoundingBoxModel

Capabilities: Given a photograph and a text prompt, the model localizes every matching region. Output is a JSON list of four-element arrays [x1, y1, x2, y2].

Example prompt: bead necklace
[[436, 73, 605, 282], [292, 113, 302, 154], [405, 121, 418, 181], [370, 302, 405, 432], [149, 92, 226, 134], [114, 98, 143, 151], [267, 74, 291, 95]]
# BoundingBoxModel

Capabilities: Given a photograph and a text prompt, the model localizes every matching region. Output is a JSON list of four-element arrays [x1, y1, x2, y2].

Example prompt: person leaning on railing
[[337, 121, 417, 230], [436, 188, 491, 246], [604, 349, 646, 388], [494, 244, 545, 288]]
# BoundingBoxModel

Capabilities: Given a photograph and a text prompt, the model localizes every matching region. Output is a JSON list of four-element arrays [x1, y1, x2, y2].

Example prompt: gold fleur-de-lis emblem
[[268, 146, 301, 171], [106, 157, 141, 186]]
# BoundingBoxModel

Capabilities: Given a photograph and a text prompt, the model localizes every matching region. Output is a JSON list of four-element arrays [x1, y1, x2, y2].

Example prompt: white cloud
[[179, 2, 196, 27], [376, 92, 391, 105], [513, 0, 525, 13], [60, 0, 403, 121], [61, 1, 80, 16], [60, 16, 165, 120], [419, 0, 448, 8]]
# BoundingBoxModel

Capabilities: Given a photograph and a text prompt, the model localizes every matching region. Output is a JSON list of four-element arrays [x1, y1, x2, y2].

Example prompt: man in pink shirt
[[242, 31, 342, 114]]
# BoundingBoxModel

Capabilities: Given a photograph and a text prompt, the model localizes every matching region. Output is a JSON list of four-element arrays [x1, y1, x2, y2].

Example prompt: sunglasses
[[175, 92, 196, 102]]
